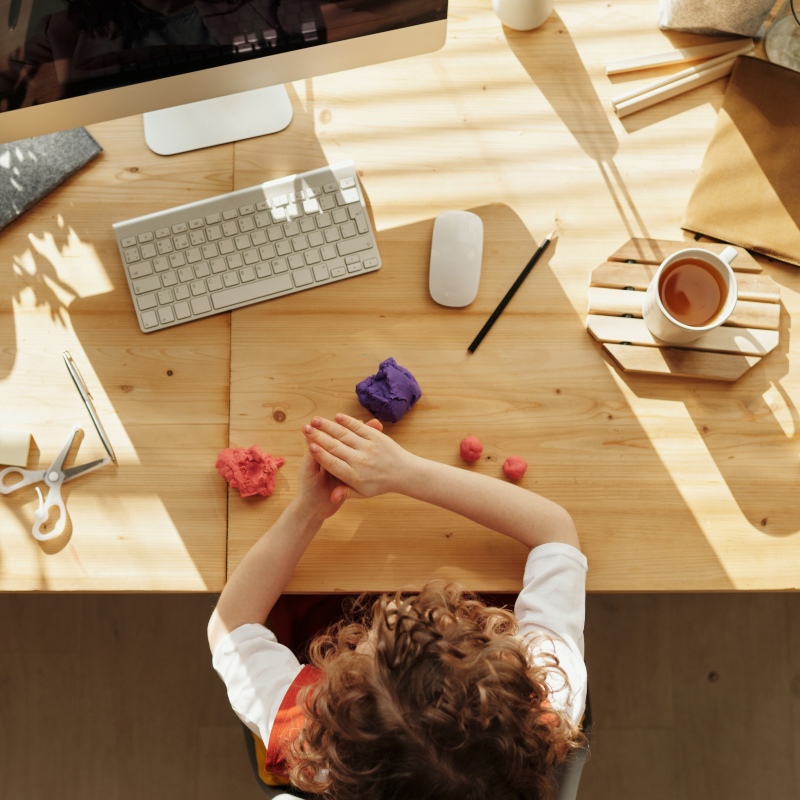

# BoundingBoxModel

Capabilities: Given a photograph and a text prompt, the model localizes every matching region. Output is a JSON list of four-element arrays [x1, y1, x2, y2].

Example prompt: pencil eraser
[[0, 428, 32, 467]]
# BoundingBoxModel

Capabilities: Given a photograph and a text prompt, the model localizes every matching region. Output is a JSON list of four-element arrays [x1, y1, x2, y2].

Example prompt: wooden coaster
[[586, 238, 781, 381]]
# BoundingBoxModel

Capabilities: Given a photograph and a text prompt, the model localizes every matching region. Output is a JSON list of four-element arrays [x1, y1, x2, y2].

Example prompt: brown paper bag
[[682, 55, 800, 267]]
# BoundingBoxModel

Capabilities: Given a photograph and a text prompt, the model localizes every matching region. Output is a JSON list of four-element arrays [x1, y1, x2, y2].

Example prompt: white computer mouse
[[429, 210, 483, 307]]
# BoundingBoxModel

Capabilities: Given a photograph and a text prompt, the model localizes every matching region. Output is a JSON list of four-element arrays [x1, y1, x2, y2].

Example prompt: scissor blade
[[62, 457, 112, 482]]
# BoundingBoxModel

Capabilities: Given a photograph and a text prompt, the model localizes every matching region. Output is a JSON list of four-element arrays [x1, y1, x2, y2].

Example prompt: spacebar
[[211, 274, 295, 310]]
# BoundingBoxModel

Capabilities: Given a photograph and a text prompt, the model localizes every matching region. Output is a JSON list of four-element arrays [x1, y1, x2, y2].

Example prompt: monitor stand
[[142, 85, 293, 156]]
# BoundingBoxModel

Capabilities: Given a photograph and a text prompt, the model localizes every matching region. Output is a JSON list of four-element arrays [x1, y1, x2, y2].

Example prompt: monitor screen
[[0, 1, 447, 152]]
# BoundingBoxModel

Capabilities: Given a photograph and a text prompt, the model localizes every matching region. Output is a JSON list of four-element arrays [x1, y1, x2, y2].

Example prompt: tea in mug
[[658, 258, 727, 327]]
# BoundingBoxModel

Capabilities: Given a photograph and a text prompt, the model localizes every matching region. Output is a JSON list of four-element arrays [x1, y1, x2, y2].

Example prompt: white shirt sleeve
[[212, 623, 304, 744], [514, 542, 588, 726]]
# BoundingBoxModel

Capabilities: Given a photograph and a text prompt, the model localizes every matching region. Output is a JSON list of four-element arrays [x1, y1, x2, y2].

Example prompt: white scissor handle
[[32, 482, 68, 541], [0, 466, 46, 495]]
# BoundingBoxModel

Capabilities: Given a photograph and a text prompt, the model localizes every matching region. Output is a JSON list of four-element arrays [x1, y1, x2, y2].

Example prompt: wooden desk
[[2, 0, 799, 591]]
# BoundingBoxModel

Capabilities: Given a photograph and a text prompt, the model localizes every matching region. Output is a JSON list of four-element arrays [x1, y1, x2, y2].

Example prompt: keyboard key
[[137, 231, 154, 243], [155, 227, 171, 239], [293, 268, 313, 287], [124, 247, 140, 264], [158, 306, 175, 325], [340, 222, 357, 239], [330, 265, 347, 278], [174, 301, 191, 320], [313, 264, 329, 282], [240, 266, 256, 282], [189, 217, 205, 229], [141, 309, 159, 328], [140, 243, 157, 259], [121, 236, 137, 248], [207, 275, 223, 292], [205, 213, 222, 225], [158, 289, 174, 304], [191, 296, 212, 315], [169, 252, 186, 268], [339, 187, 360, 204], [223, 272, 240, 287], [129, 262, 153, 279], [133, 275, 161, 294], [211, 273, 294, 309], [172, 222, 188, 234], [190, 280, 207, 296], [137, 293, 158, 310], [337, 236, 373, 257], [174, 285, 190, 301], [190, 230, 206, 245]]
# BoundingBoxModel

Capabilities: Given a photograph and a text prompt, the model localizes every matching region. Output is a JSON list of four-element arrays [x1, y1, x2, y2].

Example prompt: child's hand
[[294, 451, 345, 522], [303, 413, 411, 503]]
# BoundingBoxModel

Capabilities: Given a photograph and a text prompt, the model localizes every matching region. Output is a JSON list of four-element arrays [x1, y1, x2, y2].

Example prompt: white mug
[[492, 0, 554, 31], [642, 246, 738, 344]]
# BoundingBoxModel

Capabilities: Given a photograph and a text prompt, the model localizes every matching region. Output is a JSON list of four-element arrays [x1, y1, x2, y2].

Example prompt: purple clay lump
[[355, 357, 422, 423]]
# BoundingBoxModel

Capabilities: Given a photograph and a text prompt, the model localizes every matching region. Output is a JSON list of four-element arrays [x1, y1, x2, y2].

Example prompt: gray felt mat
[[0, 127, 102, 231]]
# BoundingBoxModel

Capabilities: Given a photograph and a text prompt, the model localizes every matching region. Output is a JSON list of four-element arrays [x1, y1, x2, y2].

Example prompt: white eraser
[[0, 429, 32, 467]]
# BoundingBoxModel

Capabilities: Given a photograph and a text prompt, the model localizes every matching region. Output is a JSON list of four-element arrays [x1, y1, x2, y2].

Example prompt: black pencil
[[467, 228, 558, 353]]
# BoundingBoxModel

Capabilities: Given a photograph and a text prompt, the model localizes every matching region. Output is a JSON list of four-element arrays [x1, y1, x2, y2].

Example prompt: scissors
[[0, 425, 112, 541]]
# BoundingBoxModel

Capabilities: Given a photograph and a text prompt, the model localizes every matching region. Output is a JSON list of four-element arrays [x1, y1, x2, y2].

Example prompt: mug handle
[[720, 245, 738, 264]]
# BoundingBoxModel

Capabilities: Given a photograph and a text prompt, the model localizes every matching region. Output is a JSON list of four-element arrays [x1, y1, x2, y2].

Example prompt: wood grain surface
[[2, 0, 799, 592]]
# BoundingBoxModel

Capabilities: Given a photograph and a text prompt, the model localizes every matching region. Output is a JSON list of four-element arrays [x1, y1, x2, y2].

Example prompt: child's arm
[[303, 414, 579, 552]]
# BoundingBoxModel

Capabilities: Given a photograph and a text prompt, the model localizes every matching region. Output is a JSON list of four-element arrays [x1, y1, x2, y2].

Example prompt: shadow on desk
[[618, 263, 799, 538]]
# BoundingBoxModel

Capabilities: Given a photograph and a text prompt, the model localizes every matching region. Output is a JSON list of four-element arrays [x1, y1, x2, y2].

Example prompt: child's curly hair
[[288, 582, 583, 800]]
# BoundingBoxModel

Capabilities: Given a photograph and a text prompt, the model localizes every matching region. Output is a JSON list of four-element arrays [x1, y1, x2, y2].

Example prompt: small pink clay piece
[[460, 435, 483, 463], [502, 456, 527, 481], [216, 445, 285, 498]]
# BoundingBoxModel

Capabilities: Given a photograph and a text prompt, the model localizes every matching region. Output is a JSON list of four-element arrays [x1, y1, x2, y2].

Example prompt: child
[[208, 413, 587, 800]]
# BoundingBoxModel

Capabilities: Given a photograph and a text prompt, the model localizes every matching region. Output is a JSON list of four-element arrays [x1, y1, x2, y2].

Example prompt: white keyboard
[[113, 161, 381, 333]]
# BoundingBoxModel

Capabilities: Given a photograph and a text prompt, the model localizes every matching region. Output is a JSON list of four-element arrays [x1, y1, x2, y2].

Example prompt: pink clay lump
[[459, 436, 483, 462], [502, 456, 528, 481], [216, 445, 285, 497]]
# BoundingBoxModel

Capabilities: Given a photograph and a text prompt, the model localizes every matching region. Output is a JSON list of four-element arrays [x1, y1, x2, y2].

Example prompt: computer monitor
[[0, 0, 447, 154]]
